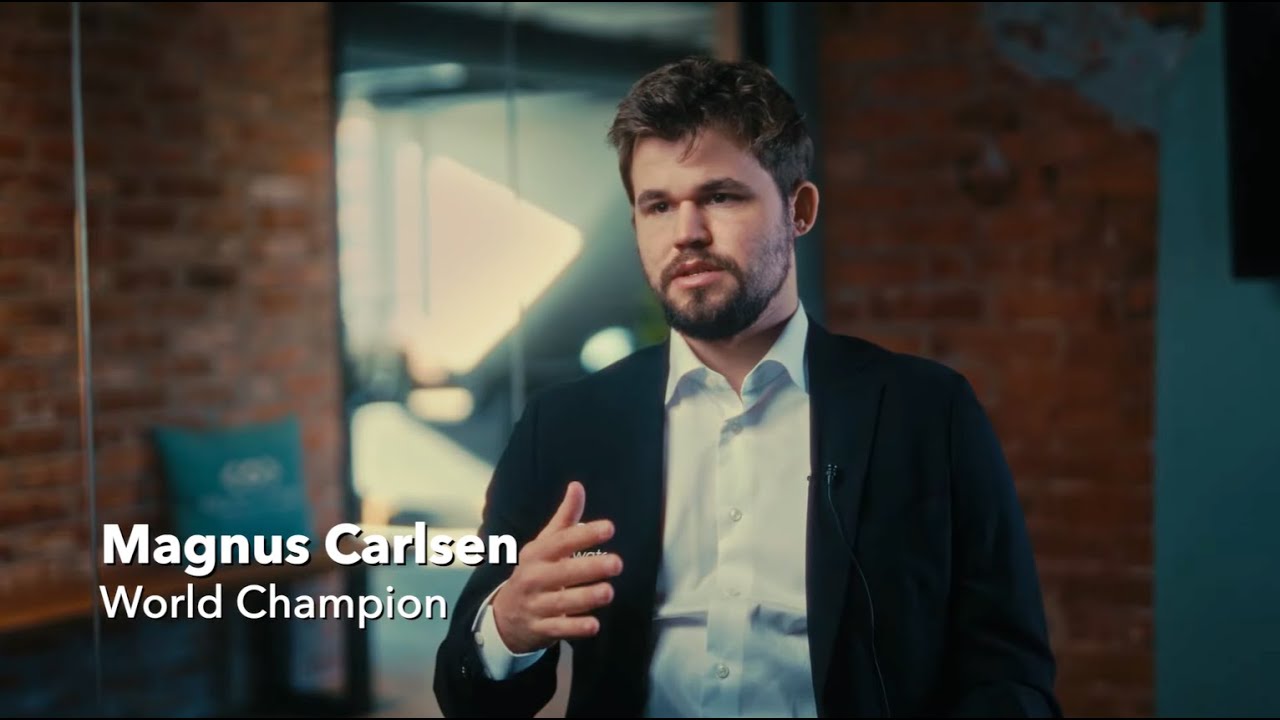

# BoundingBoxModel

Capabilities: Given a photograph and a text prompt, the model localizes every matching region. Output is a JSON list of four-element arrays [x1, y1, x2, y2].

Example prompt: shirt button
[[715, 663, 731, 679], [726, 420, 742, 435], [724, 586, 741, 598], [729, 507, 743, 522]]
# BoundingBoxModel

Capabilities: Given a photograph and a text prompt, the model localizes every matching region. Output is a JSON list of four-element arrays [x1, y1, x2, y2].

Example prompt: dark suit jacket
[[434, 318, 1061, 718]]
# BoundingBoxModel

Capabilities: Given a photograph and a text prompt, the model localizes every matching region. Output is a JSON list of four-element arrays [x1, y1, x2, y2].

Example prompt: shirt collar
[[664, 303, 810, 406]]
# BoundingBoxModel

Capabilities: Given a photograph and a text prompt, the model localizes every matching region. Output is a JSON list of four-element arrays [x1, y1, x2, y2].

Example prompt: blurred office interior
[[0, 1, 1277, 717]]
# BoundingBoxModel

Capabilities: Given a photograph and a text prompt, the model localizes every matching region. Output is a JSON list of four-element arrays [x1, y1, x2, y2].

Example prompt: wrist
[[490, 589, 532, 655]]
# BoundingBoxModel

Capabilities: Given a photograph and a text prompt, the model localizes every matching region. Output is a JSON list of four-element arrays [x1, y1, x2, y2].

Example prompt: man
[[434, 56, 1060, 718]]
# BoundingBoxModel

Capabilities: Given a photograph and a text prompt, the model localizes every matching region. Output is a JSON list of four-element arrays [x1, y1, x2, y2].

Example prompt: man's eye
[[650, 202, 669, 214], [709, 193, 734, 204]]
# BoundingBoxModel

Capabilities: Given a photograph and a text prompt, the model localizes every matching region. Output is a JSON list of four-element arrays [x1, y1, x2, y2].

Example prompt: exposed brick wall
[[0, 1, 83, 593], [816, 3, 1201, 716], [1, 2, 343, 714]]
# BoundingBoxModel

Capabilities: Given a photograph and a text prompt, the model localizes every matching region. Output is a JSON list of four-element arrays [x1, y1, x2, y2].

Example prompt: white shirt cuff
[[471, 581, 547, 680]]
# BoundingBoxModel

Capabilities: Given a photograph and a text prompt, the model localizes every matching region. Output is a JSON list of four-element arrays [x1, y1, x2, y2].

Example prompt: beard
[[651, 223, 793, 341]]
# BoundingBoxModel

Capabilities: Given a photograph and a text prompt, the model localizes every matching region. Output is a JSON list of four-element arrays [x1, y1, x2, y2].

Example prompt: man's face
[[629, 127, 794, 341]]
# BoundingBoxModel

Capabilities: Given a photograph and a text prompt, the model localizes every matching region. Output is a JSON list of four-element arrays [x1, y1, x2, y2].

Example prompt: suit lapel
[[804, 319, 885, 711], [587, 340, 669, 712], [607, 340, 668, 605]]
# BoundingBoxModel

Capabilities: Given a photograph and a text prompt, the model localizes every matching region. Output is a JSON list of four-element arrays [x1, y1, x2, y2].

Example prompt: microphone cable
[[824, 463, 891, 718]]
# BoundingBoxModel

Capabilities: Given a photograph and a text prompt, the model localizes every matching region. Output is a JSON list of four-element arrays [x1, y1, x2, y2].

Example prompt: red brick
[[254, 233, 308, 261], [96, 443, 151, 479], [5, 455, 79, 489], [93, 327, 166, 354], [835, 106, 954, 145], [830, 250, 925, 287], [11, 393, 79, 426], [114, 265, 174, 292], [21, 522, 83, 556], [867, 64, 975, 102], [1033, 524, 1152, 574], [247, 261, 330, 289], [10, 329, 73, 358], [184, 263, 239, 289], [932, 326, 1061, 365], [254, 345, 307, 372], [821, 6, 1162, 712], [872, 137, 978, 177], [257, 206, 311, 230], [1135, 2, 1204, 30], [991, 284, 1109, 325], [820, 28, 912, 64], [0, 232, 66, 262], [170, 383, 238, 408], [0, 134, 25, 161], [0, 426, 70, 457], [113, 203, 179, 231], [1059, 146, 1160, 199], [841, 210, 982, 248], [302, 414, 339, 454], [286, 370, 336, 399], [23, 201, 75, 230], [286, 150, 327, 175], [0, 481, 71, 520], [866, 286, 986, 322], [155, 355, 212, 378], [1057, 647, 1152, 689], [96, 386, 167, 413], [255, 288, 303, 314], [926, 250, 973, 282], [0, 365, 53, 393]]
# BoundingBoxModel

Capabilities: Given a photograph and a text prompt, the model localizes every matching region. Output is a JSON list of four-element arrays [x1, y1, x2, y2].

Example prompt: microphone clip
[[823, 463, 839, 487], [808, 464, 840, 485]]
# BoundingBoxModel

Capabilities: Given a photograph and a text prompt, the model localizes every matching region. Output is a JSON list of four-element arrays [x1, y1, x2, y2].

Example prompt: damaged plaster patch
[[982, 2, 1199, 133]]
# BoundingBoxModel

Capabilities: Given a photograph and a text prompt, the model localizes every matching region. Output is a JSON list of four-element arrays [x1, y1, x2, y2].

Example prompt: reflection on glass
[[413, 154, 583, 379], [581, 326, 638, 373]]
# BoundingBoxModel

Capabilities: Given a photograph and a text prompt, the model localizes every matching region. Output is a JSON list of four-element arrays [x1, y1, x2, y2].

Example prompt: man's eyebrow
[[636, 188, 667, 206], [635, 178, 753, 206], [698, 177, 753, 195]]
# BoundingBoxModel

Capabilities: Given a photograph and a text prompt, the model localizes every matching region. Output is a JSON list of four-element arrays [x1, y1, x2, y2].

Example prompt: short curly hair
[[606, 55, 814, 204]]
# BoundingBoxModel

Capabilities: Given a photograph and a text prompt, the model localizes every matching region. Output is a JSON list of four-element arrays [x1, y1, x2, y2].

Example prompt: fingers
[[530, 614, 601, 640], [537, 518, 615, 561], [528, 581, 615, 618], [491, 481, 622, 653], [535, 552, 623, 592], [537, 481, 586, 540]]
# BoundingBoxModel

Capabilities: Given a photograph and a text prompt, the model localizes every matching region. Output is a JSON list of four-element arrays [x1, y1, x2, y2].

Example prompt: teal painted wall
[[1155, 4, 1280, 716]]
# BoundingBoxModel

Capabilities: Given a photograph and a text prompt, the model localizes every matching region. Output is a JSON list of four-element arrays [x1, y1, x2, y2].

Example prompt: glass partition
[[76, 2, 363, 716], [0, 2, 100, 717], [333, 2, 727, 714]]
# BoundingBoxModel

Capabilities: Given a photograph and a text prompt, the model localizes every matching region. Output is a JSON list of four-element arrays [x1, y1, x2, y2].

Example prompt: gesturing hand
[[491, 481, 623, 655]]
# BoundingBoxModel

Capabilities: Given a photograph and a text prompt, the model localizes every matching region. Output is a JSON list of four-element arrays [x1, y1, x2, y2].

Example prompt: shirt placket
[[702, 381, 752, 716]]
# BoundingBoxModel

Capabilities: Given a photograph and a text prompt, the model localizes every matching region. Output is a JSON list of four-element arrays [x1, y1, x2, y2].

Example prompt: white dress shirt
[[473, 306, 817, 718]]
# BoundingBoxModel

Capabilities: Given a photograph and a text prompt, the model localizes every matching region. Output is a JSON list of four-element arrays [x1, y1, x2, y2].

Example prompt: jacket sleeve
[[939, 374, 1063, 718], [433, 395, 562, 718]]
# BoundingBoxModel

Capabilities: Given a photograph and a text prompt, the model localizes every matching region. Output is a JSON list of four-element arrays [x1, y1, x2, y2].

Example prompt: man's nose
[[674, 200, 709, 249]]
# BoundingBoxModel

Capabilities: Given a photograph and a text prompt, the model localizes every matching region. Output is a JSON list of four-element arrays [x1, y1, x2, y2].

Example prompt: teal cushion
[[152, 416, 314, 541]]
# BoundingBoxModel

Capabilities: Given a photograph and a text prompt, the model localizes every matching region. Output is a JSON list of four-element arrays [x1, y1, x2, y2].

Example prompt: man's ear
[[791, 181, 820, 236]]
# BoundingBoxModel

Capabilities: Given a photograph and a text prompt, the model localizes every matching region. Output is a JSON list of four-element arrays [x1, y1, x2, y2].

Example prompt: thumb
[[538, 480, 586, 539]]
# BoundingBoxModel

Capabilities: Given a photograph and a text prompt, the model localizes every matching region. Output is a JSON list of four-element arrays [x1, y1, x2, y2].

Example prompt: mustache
[[660, 251, 741, 291]]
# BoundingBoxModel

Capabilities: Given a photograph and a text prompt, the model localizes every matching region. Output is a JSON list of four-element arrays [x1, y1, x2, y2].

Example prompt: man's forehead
[[631, 131, 763, 191], [633, 129, 746, 166]]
